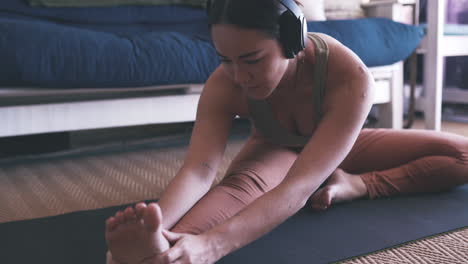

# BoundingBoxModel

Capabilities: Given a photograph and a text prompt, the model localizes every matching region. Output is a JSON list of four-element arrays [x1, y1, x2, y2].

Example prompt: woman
[[105, 0, 468, 263]]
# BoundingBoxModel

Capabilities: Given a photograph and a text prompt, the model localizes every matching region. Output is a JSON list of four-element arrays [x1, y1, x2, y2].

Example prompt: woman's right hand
[[152, 230, 219, 264]]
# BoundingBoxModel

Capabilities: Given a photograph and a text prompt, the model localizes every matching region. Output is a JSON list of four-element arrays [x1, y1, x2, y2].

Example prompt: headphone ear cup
[[279, 12, 296, 59], [300, 16, 307, 50], [295, 16, 307, 53], [279, 11, 301, 58]]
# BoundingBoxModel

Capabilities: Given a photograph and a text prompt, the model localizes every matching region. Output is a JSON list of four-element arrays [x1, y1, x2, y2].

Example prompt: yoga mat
[[0, 185, 467, 264]]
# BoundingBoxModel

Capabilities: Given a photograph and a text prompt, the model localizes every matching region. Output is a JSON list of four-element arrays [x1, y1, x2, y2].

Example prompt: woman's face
[[211, 24, 291, 99]]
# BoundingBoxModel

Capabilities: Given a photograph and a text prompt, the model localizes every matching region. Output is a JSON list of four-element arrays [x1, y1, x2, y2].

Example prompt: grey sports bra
[[247, 33, 329, 148]]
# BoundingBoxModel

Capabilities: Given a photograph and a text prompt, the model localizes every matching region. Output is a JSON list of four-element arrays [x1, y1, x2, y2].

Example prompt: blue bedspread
[[0, 18, 217, 88], [0, 0, 424, 88], [0, 0, 208, 25]]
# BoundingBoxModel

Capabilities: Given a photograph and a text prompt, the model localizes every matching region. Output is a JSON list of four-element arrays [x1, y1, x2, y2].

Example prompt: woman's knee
[[419, 131, 468, 164], [445, 135, 468, 164]]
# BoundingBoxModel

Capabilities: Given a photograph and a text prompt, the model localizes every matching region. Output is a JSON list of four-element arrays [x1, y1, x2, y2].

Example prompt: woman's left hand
[[155, 229, 217, 264]]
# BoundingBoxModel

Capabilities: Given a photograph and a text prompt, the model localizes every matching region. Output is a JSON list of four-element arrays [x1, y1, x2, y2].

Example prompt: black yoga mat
[[1, 185, 467, 264]]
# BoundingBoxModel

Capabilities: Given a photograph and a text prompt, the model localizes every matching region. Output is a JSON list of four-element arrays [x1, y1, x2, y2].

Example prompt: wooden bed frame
[[0, 1, 414, 138]]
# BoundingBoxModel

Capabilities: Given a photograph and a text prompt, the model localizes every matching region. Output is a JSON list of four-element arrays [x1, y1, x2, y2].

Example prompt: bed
[[0, 0, 424, 138]]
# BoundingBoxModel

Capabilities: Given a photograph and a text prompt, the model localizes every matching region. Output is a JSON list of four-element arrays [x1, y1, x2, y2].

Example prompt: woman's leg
[[339, 128, 468, 199], [171, 136, 298, 235], [105, 136, 298, 263]]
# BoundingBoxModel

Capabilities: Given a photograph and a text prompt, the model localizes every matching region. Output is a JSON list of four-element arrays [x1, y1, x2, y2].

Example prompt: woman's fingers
[[163, 229, 184, 243], [156, 245, 184, 264], [170, 259, 185, 264], [168, 246, 184, 262]]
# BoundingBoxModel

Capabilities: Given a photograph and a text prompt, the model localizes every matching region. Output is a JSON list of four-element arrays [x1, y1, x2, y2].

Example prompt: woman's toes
[[106, 217, 118, 232], [310, 190, 324, 210], [115, 211, 125, 223], [144, 203, 162, 232], [124, 207, 137, 221], [106, 203, 170, 264], [135, 203, 147, 219], [106, 251, 116, 264], [310, 187, 333, 211], [322, 187, 335, 207]]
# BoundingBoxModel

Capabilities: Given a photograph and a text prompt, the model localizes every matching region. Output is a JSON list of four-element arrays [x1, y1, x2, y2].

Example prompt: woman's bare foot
[[309, 169, 368, 211], [105, 202, 170, 264]]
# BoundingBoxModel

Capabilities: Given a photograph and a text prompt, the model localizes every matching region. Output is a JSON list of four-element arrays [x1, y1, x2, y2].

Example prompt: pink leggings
[[171, 129, 468, 235]]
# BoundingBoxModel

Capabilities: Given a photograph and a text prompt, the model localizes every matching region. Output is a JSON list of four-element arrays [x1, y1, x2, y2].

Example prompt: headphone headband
[[206, 0, 304, 20], [206, 0, 307, 58], [276, 0, 303, 21]]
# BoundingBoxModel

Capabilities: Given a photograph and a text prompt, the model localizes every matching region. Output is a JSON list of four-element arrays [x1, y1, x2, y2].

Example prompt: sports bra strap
[[308, 33, 329, 122]]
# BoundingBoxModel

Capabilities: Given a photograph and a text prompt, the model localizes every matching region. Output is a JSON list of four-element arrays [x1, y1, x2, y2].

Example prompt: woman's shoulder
[[302, 32, 333, 66], [304, 33, 373, 111], [306, 32, 340, 49], [305, 32, 370, 84]]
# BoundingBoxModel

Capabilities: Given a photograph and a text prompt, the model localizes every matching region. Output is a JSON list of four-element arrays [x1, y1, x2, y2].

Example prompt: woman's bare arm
[[157, 69, 241, 230], [201, 36, 375, 259]]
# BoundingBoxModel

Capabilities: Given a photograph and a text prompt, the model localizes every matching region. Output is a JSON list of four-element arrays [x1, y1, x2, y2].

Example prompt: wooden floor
[[412, 119, 468, 137]]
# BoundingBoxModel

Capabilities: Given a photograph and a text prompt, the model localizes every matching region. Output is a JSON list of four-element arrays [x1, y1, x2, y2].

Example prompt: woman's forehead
[[211, 24, 270, 38], [211, 24, 276, 55]]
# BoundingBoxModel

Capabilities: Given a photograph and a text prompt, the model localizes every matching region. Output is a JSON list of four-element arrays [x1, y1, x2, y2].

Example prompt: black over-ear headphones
[[206, 0, 307, 59], [277, 0, 308, 58]]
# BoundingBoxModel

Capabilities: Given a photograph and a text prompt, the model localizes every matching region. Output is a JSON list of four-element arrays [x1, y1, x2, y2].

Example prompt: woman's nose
[[233, 64, 251, 85]]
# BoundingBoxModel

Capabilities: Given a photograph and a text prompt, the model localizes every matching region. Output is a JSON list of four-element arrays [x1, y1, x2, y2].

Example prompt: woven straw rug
[[0, 135, 467, 264]]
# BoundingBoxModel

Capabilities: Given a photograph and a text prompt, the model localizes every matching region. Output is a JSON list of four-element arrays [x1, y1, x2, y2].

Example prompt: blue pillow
[[0, 17, 424, 88], [308, 18, 425, 67]]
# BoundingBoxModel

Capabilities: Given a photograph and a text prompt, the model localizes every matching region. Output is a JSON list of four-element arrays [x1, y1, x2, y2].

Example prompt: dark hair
[[207, 0, 302, 40]]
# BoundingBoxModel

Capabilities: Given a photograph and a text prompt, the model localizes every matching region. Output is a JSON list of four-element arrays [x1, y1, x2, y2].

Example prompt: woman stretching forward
[[105, 0, 468, 263]]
